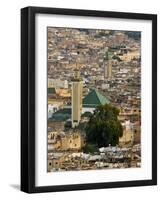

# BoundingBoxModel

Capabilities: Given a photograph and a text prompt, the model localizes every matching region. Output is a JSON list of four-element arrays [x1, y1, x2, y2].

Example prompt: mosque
[[49, 68, 110, 129]]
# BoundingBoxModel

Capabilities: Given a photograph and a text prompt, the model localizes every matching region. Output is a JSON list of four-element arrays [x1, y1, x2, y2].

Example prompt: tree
[[85, 104, 123, 148]]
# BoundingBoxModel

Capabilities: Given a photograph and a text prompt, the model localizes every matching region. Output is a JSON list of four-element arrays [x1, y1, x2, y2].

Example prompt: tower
[[104, 52, 112, 79], [71, 67, 83, 128]]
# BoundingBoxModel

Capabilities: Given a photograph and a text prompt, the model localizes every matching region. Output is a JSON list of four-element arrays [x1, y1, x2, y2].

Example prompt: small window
[[49, 162, 51, 166]]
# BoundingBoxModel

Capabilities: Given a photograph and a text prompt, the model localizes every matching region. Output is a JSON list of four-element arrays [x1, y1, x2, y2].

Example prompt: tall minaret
[[71, 66, 83, 128], [104, 52, 112, 79]]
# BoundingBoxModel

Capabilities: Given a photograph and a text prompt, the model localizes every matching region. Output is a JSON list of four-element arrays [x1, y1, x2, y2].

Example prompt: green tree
[[85, 104, 123, 148]]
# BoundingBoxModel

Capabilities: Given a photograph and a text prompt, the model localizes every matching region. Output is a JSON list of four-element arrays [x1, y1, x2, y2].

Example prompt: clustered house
[[47, 28, 141, 172]]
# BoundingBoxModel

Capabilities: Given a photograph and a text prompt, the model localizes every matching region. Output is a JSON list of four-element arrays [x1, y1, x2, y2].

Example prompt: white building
[[48, 78, 68, 89]]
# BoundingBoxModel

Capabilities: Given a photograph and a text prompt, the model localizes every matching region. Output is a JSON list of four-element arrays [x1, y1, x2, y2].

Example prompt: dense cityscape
[[47, 27, 141, 172]]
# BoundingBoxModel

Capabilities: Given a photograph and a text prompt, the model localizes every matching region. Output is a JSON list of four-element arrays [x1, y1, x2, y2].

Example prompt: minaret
[[71, 66, 83, 128], [104, 52, 112, 79]]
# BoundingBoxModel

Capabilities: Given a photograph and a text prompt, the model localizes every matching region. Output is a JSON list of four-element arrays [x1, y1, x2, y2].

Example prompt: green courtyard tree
[[85, 104, 123, 148]]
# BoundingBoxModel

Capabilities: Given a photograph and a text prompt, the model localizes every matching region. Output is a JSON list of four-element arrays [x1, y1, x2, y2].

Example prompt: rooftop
[[50, 108, 71, 121], [83, 89, 110, 107], [49, 89, 110, 121]]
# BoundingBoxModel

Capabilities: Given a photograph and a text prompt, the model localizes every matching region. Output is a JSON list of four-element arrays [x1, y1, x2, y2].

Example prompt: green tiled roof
[[51, 108, 71, 121], [83, 89, 110, 107], [48, 87, 56, 94], [49, 90, 110, 121]]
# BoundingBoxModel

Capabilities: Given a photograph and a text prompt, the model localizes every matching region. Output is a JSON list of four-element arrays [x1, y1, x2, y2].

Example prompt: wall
[[0, 0, 160, 199]]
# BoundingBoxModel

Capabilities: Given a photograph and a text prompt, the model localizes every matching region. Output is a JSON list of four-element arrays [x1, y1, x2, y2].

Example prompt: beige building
[[119, 50, 140, 62], [72, 69, 83, 128], [48, 153, 70, 171], [133, 122, 141, 144], [119, 120, 141, 145], [48, 120, 65, 131], [48, 78, 68, 89], [48, 130, 86, 151], [119, 121, 134, 145], [61, 132, 85, 151], [118, 108, 141, 122], [56, 88, 71, 98]]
